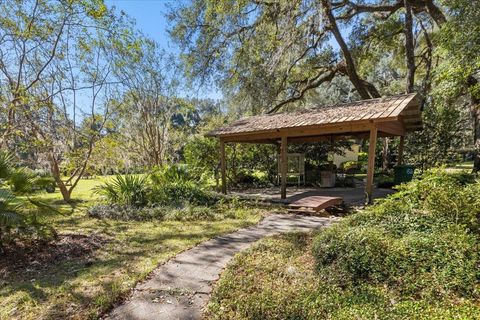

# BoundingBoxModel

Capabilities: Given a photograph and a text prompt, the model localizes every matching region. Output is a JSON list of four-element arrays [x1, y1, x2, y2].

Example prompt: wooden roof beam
[[376, 121, 406, 136], [221, 121, 376, 143]]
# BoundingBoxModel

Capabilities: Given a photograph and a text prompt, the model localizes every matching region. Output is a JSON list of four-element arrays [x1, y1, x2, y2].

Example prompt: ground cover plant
[[206, 169, 480, 319]]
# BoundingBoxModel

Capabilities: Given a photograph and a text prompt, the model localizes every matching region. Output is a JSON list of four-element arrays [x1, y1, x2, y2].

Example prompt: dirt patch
[[0, 233, 110, 278]]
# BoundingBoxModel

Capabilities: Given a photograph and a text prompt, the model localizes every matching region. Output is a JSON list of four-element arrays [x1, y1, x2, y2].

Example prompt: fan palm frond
[[0, 188, 24, 227], [0, 152, 13, 179]]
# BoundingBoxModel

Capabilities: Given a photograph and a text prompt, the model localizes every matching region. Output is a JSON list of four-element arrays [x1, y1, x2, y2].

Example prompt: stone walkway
[[106, 214, 335, 320]]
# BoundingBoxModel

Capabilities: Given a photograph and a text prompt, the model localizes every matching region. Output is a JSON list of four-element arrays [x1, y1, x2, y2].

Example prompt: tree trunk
[[466, 76, 480, 173], [469, 83, 480, 173], [49, 154, 72, 202], [382, 137, 390, 172], [57, 180, 71, 202], [473, 110, 480, 174], [321, 0, 380, 100], [404, 0, 415, 93]]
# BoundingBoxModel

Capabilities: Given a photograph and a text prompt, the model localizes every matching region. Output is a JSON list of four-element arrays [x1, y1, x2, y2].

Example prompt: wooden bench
[[287, 196, 343, 214]]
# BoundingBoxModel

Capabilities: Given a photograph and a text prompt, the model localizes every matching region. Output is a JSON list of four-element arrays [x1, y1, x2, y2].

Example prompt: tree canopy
[[169, 0, 480, 170]]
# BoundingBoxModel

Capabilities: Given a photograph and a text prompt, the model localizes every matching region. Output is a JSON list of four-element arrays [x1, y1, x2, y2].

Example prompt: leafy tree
[[434, 0, 480, 171], [405, 101, 466, 170], [170, 0, 479, 171], [113, 36, 183, 167], [184, 135, 220, 184], [0, 0, 138, 200], [169, 0, 447, 112]]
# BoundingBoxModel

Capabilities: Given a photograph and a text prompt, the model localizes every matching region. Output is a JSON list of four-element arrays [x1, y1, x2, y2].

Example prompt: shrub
[[94, 174, 150, 207], [87, 199, 254, 222], [150, 164, 192, 185], [312, 169, 480, 301], [0, 188, 25, 245], [0, 152, 57, 247], [313, 225, 397, 284], [313, 224, 478, 299], [149, 164, 216, 206], [32, 175, 56, 193], [376, 174, 395, 188], [152, 183, 216, 206], [206, 169, 480, 320], [358, 151, 368, 162], [8, 168, 34, 193], [208, 231, 480, 320], [340, 160, 361, 173]]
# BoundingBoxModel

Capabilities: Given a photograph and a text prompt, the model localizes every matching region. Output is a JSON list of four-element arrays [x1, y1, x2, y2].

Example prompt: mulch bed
[[0, 233, 110, 279]]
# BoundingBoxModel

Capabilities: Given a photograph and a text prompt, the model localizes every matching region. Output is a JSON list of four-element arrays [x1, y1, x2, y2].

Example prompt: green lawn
[[1, 177, 265, 319]]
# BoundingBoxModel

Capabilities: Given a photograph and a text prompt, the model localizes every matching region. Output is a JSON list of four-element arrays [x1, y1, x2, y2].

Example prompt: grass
[[206, 232, 480, 320], [1, 177, 265, 319]]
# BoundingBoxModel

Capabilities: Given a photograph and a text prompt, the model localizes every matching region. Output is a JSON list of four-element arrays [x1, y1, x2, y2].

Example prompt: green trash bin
[[394, 165, 415, 184]]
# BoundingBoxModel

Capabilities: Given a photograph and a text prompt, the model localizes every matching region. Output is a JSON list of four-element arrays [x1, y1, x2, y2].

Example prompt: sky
[[105, 0, 223, 100]]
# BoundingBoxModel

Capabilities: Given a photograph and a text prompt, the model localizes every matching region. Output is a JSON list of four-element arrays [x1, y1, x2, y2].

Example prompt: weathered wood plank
[[288, 196, 343, 211], [220, 139, 227, 195], [280, 136, 288, 199], [366, 127, 378, 204]]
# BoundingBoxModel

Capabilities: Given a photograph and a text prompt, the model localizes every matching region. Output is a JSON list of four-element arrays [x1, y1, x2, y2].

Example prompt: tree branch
[[267, 67, 339, 114], [321, 0, 380, 99]]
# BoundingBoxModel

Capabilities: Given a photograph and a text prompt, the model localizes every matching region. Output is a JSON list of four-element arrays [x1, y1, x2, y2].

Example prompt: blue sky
[[105, 0, 223, 100]]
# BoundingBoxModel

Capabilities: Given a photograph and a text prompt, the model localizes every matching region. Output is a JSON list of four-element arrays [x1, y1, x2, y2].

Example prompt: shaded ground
[[2, 177, 265, 320], [106, 214, 335, 320], [0, 233, 109, 278], [230, 186, 394, 207]]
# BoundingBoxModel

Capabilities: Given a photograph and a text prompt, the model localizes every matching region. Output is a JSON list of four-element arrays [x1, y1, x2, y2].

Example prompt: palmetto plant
[[0, 152, 24, 245], [0, 151, 14, 179], [94, 175, 150, 207], [0, 151, 56, 247], [0, 188, 24, 230]]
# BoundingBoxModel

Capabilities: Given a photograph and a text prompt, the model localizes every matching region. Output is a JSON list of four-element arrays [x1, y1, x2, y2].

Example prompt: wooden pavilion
[[206, 93, 422, 204]]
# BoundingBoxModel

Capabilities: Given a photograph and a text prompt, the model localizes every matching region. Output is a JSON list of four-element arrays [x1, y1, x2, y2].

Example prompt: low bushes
[[149, 165, 217, 206], [207, 232, 480, 320], [313, 224, 478, 299], [88, 199, 255, 222], [206, 169, 480, 319], [313, 169, 480, 301], [93, 165, 216, 207], [91, 164, 236, 220]]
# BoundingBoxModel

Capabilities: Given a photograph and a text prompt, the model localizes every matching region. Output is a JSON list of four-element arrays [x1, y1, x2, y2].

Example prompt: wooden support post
[[366, 127, 378, 204], [280, 136, 288, 199], [220, 139, 227, 195], [398, 135, 405, 165], [276, 142, 281, 185]]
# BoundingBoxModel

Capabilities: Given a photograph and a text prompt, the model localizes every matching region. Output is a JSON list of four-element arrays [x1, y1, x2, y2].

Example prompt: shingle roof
[[207, 93, 421, 137]]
